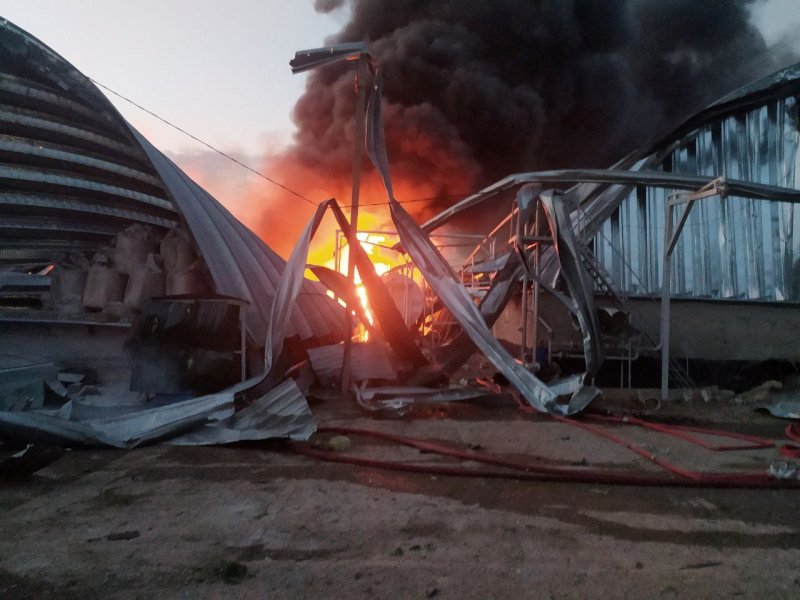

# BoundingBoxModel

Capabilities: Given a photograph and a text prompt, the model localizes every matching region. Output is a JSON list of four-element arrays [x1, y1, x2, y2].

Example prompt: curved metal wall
[[0, 18, 344, 342]]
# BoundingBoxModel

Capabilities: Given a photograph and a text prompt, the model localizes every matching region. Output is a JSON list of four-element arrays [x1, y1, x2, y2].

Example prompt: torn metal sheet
[[0, 410, 122, 446], [308, 342, 399, 386], [0, 389, 235, 447], [755, 400, 800, 420], [539, 190, 605, 378], [364, 69, 595, 415], [410, 251, 525, 385], [84, 391, 235, 447], [354, 385, 488, 414], [0, 360, 58, 411], [170, 379, 315, 445]]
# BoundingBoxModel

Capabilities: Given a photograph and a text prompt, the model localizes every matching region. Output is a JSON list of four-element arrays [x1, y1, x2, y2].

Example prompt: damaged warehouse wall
[[421, 63, 800, 389]]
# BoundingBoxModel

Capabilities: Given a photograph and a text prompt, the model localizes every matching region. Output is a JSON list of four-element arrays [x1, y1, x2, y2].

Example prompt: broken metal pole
[[531, 203, 542, 365], [341, 53, 370, 394]]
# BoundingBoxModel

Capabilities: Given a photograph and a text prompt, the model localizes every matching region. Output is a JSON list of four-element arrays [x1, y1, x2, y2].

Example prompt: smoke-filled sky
[[4, 0, 800, 257]]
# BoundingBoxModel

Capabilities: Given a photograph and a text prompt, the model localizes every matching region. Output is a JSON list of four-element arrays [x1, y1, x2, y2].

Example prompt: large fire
[[319, 215, 409, 341]]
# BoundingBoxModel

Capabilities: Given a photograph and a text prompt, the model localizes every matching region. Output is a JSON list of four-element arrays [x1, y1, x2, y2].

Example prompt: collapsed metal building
[[4, 13, 800, 450], [420, 63, 800, 397]]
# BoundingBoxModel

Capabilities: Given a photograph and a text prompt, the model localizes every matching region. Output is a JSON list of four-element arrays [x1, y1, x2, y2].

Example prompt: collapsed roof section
[[0, 18, 345, 344]]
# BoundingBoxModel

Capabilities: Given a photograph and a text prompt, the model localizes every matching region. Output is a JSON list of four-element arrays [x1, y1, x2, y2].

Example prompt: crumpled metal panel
[[169, 379, 315, 445], [756, 400, 800, 420], [354, 385, 488, 414], [364, 70, 597, 415], [131, 130, 346, 345], [540, 190, 605, 378], [0, 410, 122, 447], [83, 391, 235, 447]]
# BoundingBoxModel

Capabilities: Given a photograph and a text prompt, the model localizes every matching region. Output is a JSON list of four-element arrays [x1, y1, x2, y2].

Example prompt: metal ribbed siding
[[132, 130, 345, 343], [1, 18, 345, 343], [0, 19, 178, 254], [593, 93, 800, 301]]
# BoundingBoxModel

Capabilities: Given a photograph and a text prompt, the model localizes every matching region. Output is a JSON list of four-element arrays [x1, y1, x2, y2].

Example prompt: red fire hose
[[290, 415, 797, 488]]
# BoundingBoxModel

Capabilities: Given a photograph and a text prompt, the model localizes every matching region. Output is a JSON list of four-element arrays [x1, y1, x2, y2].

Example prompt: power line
[[342, 193, 475, 209], [90, 78, 318, 207], [91, 78, 480, 211]]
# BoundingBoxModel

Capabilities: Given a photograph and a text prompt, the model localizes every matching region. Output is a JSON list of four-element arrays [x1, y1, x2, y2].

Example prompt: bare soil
[[1, 396, 799, 599]]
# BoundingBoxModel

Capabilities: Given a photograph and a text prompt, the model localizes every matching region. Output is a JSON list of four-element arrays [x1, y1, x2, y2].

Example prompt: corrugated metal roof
[[0, 17, 345, 344], [132, 130, 345, 343]]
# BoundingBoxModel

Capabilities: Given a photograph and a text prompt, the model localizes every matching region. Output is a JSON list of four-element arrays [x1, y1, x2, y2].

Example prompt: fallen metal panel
[[354, 385, 488, 414], [308, 342, 398, 386], [83, 391, 235, 447], [0, 389, 235, 447], [0, 410, 122, 446], [0, 360, 57, 411], [169, 379, 315, 445], [755, 400, 800, 420]]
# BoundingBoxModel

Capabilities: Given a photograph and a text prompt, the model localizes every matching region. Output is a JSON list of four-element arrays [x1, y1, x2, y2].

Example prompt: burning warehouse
[[2, 4, 800, 449], [4, 2, 800, 597]]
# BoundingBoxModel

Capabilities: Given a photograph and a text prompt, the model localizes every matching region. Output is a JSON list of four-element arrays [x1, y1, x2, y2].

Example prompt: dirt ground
[[1, 395, 799, 599]]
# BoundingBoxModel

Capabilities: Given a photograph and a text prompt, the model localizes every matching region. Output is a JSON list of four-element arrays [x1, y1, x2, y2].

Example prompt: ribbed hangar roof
[[0, 17, 345, 343]]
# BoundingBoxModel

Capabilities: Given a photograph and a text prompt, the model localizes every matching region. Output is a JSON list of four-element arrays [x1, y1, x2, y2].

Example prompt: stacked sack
[[82, 247, 127, 311], [54, 224, 213, 320], [118, 224, 165, 309], [160, 226, 210, 296], [50, 252, 90, 315]]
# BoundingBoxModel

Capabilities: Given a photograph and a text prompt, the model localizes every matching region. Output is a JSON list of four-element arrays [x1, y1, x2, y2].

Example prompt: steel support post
[[341, 55, 369, 393]]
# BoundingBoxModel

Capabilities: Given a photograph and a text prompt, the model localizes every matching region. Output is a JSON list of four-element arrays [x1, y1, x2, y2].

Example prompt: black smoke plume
[[286, 1, 794, 210]]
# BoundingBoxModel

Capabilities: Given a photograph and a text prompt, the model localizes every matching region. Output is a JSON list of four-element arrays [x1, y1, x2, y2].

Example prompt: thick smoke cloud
[[252, 0, 795, 255], [288, 0, 792, 203]]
